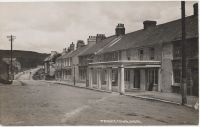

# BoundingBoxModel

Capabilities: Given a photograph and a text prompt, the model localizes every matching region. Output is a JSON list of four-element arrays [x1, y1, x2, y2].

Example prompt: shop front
[[88, 60, 161, 94]]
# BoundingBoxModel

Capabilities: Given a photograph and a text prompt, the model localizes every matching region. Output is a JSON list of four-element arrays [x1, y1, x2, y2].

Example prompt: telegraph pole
[[7, 35, 16, 81], [181, 1, 187, 105]]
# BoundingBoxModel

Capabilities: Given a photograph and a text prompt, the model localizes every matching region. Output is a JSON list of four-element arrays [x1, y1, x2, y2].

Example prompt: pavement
[[125, 91, 198, 107], [15, 68, 40, 80], [43, 79, 199, 108]]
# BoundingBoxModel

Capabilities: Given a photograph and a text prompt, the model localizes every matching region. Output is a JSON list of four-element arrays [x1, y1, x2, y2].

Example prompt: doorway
[[134, 69, 140, 88], [192, 68, 198, 96], [147, 69, 158, 91]]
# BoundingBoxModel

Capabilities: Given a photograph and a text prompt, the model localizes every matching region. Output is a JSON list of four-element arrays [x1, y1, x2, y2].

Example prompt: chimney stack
[[143, 20, 157, 30], [87, 36, 96, 47], [193, 3, 198, 16], [96, 34, 106, 43], [115, 23, 125, 36], [69, 42, 75, 51]]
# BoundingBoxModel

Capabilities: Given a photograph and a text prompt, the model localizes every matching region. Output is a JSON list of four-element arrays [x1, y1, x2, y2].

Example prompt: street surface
[[0, 69, 198, 125]]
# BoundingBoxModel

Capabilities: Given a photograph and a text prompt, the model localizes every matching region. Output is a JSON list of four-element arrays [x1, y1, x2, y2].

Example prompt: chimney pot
[[69, 42, 75, 51]]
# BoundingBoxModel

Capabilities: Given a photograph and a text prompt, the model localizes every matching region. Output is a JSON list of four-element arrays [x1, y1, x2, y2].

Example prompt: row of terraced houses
[[44, 3, 198, 96]]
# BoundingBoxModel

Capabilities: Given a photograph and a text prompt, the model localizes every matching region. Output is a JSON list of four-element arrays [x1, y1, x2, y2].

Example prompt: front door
[[192, 68, 199, 96], [134, 69, 140, 88]]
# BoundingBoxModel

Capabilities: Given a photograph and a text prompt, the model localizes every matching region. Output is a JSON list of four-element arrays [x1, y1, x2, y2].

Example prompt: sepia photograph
[[0, 0, 199, 126]]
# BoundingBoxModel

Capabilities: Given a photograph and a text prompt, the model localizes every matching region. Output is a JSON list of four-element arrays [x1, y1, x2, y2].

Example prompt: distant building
[[78, 34, 106, 83], [55, 40, 95, 83], [44, 51, 61, 80]]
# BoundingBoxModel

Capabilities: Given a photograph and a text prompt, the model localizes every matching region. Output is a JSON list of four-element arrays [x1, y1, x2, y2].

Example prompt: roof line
[[124, 15, 196, 36], [95, 36, 121, 55]]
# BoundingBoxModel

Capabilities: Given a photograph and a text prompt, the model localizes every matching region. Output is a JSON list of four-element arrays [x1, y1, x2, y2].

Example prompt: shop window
[[172, 60, 181, 83], [148, 69, 158, 85], [125, 69, 130, 81], [67, 69, 72, 75], [112, 70, 117, 82]]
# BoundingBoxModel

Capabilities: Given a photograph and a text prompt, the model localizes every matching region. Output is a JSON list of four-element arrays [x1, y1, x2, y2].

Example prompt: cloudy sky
[[0, 1, 197, 53]]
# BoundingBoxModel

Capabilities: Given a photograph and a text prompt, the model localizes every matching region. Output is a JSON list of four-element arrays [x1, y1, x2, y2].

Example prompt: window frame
[[149, 47, 155, 60], [138, 49, 144, 60]]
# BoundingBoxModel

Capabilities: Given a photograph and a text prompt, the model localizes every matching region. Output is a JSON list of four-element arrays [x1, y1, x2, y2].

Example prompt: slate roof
[[80, 15, 198, 56], [64, 46, 89, 58], [57, 45, 90, 60], [97, 15, 198, 54], [80, 35, 118, 56]]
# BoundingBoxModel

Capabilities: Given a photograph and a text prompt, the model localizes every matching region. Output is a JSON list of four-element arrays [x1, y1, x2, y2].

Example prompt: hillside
[[0, 50, 49, 70]]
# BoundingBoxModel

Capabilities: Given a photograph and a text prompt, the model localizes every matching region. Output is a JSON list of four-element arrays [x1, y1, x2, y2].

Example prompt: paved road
[[15, 68, 40, 80], [0, 70, 198, 125]]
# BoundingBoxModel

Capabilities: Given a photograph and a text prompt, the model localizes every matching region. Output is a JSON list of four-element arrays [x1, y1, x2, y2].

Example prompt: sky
[[0, 1, 197, 53]]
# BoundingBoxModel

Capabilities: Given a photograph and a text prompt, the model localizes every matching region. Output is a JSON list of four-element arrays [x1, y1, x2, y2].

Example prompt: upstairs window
[[189, 41, 198, 58], [173, 43, 181, 58], [112, 52, 118, 61], [69, 58, 72, 66], [126, 49, 131, 60], [113, 52, 116, 59], [98, 55, 102, 62], [138, 49, 143, 60], [149, 48, 155, 60], [173, 69, 181, 83], [65, 59, 67, 66]]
